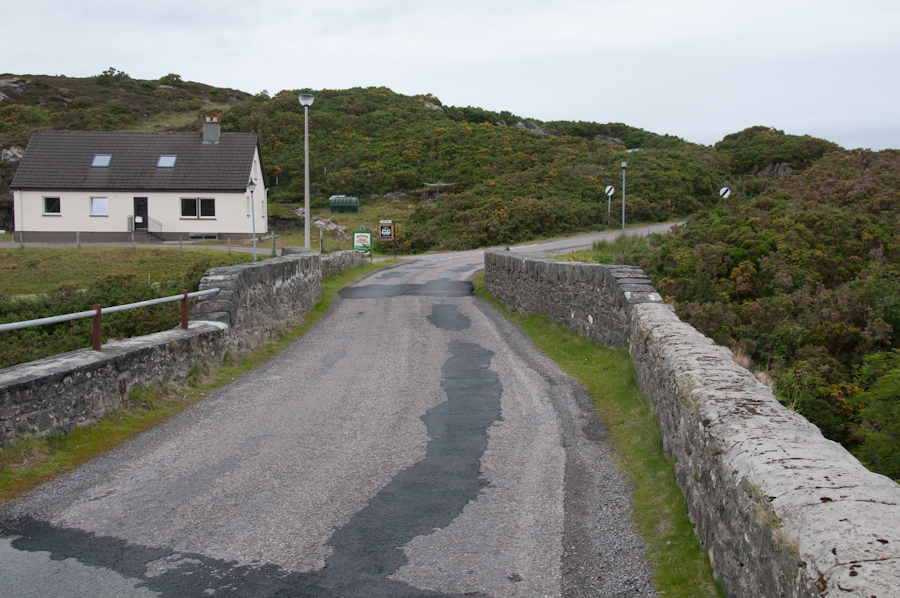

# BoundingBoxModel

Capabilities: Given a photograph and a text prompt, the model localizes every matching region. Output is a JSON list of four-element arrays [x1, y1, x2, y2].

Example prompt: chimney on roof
[[202, 116, 221, 145]]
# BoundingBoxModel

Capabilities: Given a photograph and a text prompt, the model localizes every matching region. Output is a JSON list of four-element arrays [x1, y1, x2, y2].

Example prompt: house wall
[[13, 187, 267, 240]]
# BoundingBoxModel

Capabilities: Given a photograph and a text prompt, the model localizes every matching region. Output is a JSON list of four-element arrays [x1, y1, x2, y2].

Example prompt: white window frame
[[91, 197, 109, 216], [181, 197, 215, 219], [43, 196, 61, 215]]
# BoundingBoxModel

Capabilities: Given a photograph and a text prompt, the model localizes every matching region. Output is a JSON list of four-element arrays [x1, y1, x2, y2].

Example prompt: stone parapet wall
[[629, 303, 900, 597], [483, 249, 900, 598], [321, 250, 367, 279], [191, 251, 322, 352], [484, 249, 663, 346], [0, 324, 225, 444], [281, 247, 367, 279]]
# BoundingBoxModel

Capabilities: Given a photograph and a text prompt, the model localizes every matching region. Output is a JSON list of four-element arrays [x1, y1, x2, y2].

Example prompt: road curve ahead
[[1, 252, 654, 597]]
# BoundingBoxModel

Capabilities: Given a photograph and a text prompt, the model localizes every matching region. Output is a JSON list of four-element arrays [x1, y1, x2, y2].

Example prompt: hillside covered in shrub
[[2, 70, 843, 250], [2, 70, 897, 478], [632, 149, 900, 480]]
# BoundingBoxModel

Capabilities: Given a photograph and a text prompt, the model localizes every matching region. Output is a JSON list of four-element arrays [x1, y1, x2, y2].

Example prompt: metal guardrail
[[0, 288, 220, 351]]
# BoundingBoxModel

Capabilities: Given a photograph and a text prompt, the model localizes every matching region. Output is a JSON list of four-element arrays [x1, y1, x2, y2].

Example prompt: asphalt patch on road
[[339, 280, 473, 299], [0, 341, 501, 598], [447, 265, 478, 273], [317, 340, 500, 595], [427, 304, 471, 331]]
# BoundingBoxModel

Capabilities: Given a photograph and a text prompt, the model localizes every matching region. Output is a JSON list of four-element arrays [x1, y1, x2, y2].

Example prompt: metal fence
[[0, 288, 220, 351]]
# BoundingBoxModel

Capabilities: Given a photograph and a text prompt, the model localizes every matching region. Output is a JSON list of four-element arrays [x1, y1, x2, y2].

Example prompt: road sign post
[[605, 185, 615, 227]]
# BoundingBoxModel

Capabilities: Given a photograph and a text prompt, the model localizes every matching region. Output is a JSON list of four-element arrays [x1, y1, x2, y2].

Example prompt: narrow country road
[[0, 229, 668, 597]]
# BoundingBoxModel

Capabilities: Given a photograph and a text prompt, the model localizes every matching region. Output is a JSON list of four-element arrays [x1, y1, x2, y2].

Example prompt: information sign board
[[353, 232, 371, 250]]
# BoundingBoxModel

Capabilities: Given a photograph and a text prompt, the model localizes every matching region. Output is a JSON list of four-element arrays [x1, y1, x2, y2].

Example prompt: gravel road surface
[[0, 234, 663, 597]]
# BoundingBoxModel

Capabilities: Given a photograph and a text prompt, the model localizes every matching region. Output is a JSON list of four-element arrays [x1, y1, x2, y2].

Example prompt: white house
[[10, 119, 268, 242]]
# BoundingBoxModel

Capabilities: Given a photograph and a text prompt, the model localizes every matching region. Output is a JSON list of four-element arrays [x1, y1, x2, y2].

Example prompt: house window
[[157, 155, 177, 169], [181, 198, 215, 218], [43, 197, 61, 215], [91, 197, 108, 216], [91, 154, 112, 168]]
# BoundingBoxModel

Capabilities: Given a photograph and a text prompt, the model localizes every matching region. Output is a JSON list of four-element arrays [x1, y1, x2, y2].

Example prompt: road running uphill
[[0, 253, 654, 598]]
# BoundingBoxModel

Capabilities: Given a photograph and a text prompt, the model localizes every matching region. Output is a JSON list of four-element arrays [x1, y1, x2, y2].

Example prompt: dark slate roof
[[10, 130, 263, 192]]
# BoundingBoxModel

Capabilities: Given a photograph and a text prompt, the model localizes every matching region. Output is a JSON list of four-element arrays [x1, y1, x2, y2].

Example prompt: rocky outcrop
[[514, 120, 549, 135], [594, 135, 626, 147], [494, 120, 553, 135], [0, 81, 26, 95], [754, 162, 794, 179], [1, 147, 24, 163]]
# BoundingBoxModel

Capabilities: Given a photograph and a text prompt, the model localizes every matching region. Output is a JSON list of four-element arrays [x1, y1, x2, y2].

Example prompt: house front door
[[134, 197, 148, 230]]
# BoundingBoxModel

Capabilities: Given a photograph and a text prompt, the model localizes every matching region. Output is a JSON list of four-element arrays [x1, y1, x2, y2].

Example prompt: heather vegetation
[[581, 150, 900, 481], [223, 87, 727, 250], [0, 71, 807, 253]]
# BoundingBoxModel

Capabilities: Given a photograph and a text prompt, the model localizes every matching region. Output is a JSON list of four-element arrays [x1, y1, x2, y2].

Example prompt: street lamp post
[[621, 157, 628, 232], [299, 93, 315, 249], [247, 179, 257, 261]]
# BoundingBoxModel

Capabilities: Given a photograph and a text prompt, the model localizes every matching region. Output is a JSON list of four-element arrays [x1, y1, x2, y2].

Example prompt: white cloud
[[4, 0, 899, 149]]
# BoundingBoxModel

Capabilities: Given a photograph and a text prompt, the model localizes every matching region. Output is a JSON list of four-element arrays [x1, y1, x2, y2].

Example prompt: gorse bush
[[2, 75, 844, 252], [219, 86, 730, 250], [632, 149, 900, 480]]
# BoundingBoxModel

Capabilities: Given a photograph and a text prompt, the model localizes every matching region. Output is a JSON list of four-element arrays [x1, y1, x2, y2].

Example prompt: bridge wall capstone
[[484, 249, 900, 598], [0, 249, 365, 445], [0, 325, 226, 445]]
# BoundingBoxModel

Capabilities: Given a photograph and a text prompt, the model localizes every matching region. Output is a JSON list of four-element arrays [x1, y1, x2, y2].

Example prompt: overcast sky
[[6, 0, 899, 150]]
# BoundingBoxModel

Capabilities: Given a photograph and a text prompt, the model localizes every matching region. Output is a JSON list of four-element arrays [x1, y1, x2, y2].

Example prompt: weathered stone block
[[0, 325, 225, 445]]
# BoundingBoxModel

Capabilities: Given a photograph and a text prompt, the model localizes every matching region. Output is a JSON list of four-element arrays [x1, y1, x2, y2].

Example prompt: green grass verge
[[0, 260, 399, 504], [472, 270, 723, 598], [0, 246, 254, 296]]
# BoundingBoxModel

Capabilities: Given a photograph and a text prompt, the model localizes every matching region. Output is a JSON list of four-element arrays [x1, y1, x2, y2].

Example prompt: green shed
[[329, 195, 359, 213]]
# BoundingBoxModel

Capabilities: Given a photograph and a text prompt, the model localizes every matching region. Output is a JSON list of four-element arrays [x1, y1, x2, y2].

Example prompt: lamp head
[[621, 157, 628, 169], [247, 179, 256, 191], [298, 94, 315, 107]]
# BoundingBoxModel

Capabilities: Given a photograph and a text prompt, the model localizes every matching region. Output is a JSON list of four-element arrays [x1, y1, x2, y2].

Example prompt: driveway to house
[[0, 227, 671, 597]]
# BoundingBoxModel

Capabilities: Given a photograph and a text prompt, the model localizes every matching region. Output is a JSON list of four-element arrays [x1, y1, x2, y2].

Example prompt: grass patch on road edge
[[472, 271, 723, 598], [0, 260, 398, 504]]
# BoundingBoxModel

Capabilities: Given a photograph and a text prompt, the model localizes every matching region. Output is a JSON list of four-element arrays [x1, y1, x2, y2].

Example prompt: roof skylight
[[91, 154, 112, 168], [157, 155, 177, 169]]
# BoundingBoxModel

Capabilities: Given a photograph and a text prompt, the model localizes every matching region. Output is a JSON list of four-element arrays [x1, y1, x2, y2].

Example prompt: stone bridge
[[484, 249, 900, 598]]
